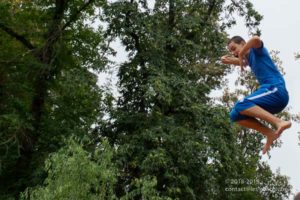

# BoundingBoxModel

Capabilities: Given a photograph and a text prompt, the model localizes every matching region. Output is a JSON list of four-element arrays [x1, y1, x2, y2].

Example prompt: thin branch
[[184, 0, 217, 40], [40, 0, 95, 63], [62, 0, 95, 30], [0, 49, 34, 65], [0, 135, 17, 146], [0, 21, 35, 50], [205, 0, 216, 21], [45, 0, 67, 39], [230, 0, 246, 15], [201, 0, 217, 26], [39, 0, 68, 63]]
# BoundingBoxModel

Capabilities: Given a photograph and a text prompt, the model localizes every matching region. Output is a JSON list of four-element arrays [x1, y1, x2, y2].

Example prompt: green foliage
[[121, 176, 172, 200], [40, 66, 104, 150], [256, 163, 292, 200], [20, 139, 173, 200], [20, 139, 117, 200]]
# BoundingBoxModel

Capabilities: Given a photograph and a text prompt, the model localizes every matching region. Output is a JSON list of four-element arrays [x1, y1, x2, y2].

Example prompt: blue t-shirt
[[247, 42, 285, 86]]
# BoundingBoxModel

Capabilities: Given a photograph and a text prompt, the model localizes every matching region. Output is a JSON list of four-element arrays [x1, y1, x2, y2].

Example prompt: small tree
[[20, 139, 117, 200]]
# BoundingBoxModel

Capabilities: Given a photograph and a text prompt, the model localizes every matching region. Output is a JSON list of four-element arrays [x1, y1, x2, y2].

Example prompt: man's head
[[227, 36, 246, 57]]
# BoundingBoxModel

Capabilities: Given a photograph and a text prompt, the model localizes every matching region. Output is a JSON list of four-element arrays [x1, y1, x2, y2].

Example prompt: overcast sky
[[228, 0, 300, 198]]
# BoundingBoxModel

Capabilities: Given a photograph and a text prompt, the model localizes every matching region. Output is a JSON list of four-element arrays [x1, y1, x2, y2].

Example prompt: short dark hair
[[227, 36, 245, 45]]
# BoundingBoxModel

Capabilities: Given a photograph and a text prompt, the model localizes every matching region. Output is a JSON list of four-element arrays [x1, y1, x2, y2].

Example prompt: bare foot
[[262, 121, 291, 154], [275, 121, 292, 137], [262, 134, 278, 154]]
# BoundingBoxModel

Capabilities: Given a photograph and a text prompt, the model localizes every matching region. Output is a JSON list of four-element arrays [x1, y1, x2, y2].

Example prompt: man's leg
[[240, 105, 291, 136], [237, 118, 279, 154]]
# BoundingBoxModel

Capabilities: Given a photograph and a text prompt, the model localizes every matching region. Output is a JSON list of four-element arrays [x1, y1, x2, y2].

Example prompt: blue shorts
[[230, 84, 289, 122]]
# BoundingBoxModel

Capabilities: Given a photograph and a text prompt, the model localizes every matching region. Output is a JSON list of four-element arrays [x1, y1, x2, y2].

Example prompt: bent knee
[[230, 102, 251, 122]]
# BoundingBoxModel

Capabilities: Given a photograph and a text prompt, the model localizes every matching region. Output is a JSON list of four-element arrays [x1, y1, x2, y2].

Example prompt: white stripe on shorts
[[247, 87, 278, 101]]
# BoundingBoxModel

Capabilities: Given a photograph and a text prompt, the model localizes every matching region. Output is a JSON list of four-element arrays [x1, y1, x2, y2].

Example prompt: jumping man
[[221, 35, 291, 154]]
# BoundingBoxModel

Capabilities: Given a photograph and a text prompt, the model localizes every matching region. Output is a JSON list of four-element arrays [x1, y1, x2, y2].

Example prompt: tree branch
[[230, 0, 246, 15], [0, 21, 35, 50], [205, 0, 216, 21], [45, 0, 67, 39], [62, 0, 95, 31], [201, 0, 217, 26]]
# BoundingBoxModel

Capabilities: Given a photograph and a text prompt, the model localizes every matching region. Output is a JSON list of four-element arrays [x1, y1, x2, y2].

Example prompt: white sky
[[228, 0, 300, 198]]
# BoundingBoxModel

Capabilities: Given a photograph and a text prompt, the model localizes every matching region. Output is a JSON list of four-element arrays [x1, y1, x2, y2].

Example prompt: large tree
[[99, 0, 291, 199], [0, 0, 107, 198]]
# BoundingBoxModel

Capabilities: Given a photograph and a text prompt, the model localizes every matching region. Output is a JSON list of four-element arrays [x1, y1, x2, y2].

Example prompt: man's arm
[[239, 36, 262, 58], [237, 36, 261, 69], [239, 35, 262, 55]]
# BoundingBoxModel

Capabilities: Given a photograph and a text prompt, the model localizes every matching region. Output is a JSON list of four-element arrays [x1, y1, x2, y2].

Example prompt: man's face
[[228, 41, 245, 57]]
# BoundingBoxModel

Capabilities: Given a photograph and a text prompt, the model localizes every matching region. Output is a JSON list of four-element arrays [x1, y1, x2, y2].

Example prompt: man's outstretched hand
[[221, 55, 245, 70], [221, 55, 233, 64]]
